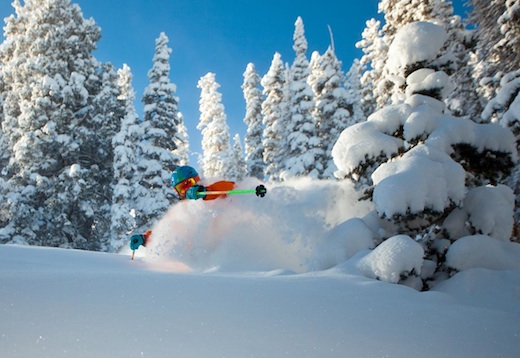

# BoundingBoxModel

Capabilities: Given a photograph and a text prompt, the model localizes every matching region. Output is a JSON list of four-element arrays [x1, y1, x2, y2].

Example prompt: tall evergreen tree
[[110, 64, 140, 251], [242, 63, 264, 179], [172, 112, 190, 166], [284, 17, 322, 179], [358, 0, 468, 112], [469, 0, 520, 110], [344, 59, 366, 126], [261, 52, 288, 181], [0, 0, 115, 249], [474, 0, 520, 223], [197, 72, 232, 179], [356, 18, 385, 117], [230, 134, 248, 182], [309, 47, 355, 178], [135, 32, 182, 231]]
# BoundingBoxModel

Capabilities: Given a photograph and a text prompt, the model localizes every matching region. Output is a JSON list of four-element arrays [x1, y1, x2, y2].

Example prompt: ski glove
[[186, 185, 206, 200], [129, 234, 145, 251]]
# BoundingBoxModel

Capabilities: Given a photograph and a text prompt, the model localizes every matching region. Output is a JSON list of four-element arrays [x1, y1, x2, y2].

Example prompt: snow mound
[[446, 235, 520, 271], [357, 235, 424, 283]]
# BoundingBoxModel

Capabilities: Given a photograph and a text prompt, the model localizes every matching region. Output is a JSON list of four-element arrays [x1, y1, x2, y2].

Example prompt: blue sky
[[0, 0, 468, 166]]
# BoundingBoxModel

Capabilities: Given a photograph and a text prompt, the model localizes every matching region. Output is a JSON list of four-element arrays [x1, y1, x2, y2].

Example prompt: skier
[[129, 230, 152, 259], [171, 166, 236, 201]]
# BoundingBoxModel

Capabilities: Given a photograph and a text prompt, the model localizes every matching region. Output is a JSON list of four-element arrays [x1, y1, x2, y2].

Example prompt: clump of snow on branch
[[387, 21, 448, 76], [443, 185, 515, 242], [372, 145, 466, 218]]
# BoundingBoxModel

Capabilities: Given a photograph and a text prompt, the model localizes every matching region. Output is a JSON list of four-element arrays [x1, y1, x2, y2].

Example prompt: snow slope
[[1, 243, 520, 358]]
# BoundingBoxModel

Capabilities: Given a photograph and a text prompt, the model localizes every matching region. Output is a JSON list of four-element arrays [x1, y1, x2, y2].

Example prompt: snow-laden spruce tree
[[0, 0, 118, 249], [283, 17, 322, 180], [476, 0, 520, 224], [261, 53, 289, 181], [355, 18, 384, 118], [80, 62, 124, 250], [332, 21, 517, 290], [230, 134, 247, 182], [469, 0, 519, 106], [134, 32, 183, 232], [173, 112, 190, 167], [344, 59, 366, 126], [242, 63, 264, 180], [308, 46, 355, 178], [110, 64, 140, 251], [197, 72, 233, 179], [357, 0, 468, 113]]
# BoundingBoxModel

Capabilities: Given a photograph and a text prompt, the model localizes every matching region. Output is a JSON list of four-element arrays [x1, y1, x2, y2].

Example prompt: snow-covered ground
[[1, 178, 520, 358]]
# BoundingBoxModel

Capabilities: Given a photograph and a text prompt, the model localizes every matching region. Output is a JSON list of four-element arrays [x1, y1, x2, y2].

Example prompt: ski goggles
[[174, 177, 198, 196]]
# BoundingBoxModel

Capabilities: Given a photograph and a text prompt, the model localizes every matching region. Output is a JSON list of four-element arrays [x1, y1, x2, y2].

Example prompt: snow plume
[[143, 178, 372, 273]]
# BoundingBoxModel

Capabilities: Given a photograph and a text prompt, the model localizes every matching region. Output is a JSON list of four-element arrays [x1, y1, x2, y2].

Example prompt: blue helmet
[[171, 166, 199, 187]]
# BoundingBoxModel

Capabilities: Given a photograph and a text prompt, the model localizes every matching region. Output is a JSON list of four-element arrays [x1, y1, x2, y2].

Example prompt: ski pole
[[197, 185, 267, 197]]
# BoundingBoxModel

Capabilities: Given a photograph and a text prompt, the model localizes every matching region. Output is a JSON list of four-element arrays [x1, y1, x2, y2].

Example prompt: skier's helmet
[[171, 166, 200, 187]]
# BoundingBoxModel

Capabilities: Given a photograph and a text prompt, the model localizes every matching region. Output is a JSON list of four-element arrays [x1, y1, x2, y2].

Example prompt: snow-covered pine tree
[[261, 53, 289, 181], [0, 67, 8, 174], [135, 32, 182, 232], [358, 0, 468, 112], [197, 72, 232, 179], [469, 0, 519, 104], [173, 112, 190, 166], [242, 63, 265, 179], [230, 134, 248, 182], [475, 0, 520, 224], [0, 66, 11, 234], [308, 47, 355, 178], [75, 62, 123, 251], [0, 0, 116, 249], [356, 18, 385, 118], [333, 21, 517, 289], [110, 64, 140, 252], [344, 59, 366, 126], [284, 17, 322, 179]]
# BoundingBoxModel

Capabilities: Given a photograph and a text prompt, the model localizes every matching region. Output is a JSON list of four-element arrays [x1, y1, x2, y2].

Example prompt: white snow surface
[[2, 178, 520, 357]]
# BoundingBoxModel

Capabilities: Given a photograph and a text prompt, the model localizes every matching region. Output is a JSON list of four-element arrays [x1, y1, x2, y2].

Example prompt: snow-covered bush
[[332, 21, 518, 290]]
